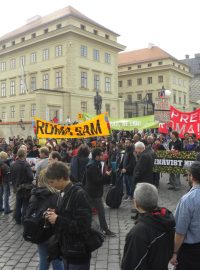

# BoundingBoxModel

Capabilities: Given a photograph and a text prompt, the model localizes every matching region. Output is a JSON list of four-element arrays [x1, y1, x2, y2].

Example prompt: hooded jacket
[[121, 208, 175, 270]]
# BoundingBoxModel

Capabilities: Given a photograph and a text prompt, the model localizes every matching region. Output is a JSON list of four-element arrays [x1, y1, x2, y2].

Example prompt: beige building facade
[[0, 6, 125, 133], [118, 46, 193, 117]]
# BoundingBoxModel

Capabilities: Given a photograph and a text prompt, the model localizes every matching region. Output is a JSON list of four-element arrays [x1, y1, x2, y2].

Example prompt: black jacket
[[85, 159, 107, 198], [10, 159, 33, 188], [121, 208, 175, 270], [0, 160, 10, 183], [55, 184, 92, 264], [119, 146, 136, 176], [70, 156, 89, 183], [134, 149, 154, 184], [169, 139, 182, 151]]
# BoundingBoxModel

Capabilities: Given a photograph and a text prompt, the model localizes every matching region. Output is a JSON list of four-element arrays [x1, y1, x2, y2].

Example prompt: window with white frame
[[105, 77, 111, 92], [20, 105, 25, 119], [184, 94, 187, 105], [19, 79, 26, 94], [1, 82, 6, 97], [127, 80, 132, 86], [10, 80, 15, 95], [80, 45, 87, 57], [55, 45, 62, 57], [31, 76, 36, 91], [31, 52, 36, 63], [55, 71, 62, 88], [147, 77, 152, 84], [81, 72, 87, 88], [43, 74, 49, 89], [10, 106, 15, 118], [93, 49, 99, 61], [105, 53, 111, 64], [0, 62, 6, 71], [20, 56, 25, 66], [10, 59, 16, 69], [2, 110, 6, 120], [43, 49, 49, 60], [94, 74, 100, 91], [158, 75, 163, 83], [31, 104, 36, 117], [81, 101, 87, 112]]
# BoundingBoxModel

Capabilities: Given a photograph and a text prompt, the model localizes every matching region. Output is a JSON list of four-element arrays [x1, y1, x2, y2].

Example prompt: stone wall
[[0, 122, 34, 141]]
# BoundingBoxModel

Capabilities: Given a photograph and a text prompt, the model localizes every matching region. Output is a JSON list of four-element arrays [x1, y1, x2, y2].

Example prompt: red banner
[[159, 106, 200, 138]]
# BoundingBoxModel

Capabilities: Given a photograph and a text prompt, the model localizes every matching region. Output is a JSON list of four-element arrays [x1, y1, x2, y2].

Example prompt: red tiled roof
[[0, 6, 118, 42], [118, 46, 177, 66]]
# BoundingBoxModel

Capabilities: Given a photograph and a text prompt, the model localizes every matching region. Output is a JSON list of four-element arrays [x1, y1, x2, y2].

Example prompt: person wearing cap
[[170, 161, 200, 269]]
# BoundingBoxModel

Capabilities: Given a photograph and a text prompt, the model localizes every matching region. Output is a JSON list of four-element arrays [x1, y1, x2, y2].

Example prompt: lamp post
[[94, 90, 102, 115]]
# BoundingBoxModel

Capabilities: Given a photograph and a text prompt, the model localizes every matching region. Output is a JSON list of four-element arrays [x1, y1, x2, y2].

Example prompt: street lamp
[[94, 90, 102, 115]]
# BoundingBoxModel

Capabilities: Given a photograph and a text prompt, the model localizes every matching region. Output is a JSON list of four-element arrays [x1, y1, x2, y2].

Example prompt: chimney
[[195, 53, 200, 58], [148, 43, 154, 49], [185, 54, 189, 59]]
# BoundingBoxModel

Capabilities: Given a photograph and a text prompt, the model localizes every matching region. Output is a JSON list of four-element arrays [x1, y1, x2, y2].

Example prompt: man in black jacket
[[46, 162, 92, 270], [121, 183, 175, 270], [85, 148, 116, 236], [10, 148, 33, 224], [119, 139, 136, 201]]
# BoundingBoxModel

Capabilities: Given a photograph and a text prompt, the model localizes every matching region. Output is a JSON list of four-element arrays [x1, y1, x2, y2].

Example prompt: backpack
[[106, 172, 123, 209], [23, 196, 54, 244]]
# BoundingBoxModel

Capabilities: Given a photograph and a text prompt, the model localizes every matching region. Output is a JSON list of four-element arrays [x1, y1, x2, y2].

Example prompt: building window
[[81, 72, 87, 88], [32, 33, 36, 38], [21, 37, 25, 42], [56, 24, 62, 29], [10, 81, 15, 96], [158, 61, 163, 65], [93, 49, 99, 61], [137, 93, 142, 100], [55, 72, 62, 88], [93, 29, 98, 35], [10, 59, 16, 69], [173, 62, 175, 66], [137, 65, 141, 68], [2, 111, 6, 120], [105, 104, 110, 116], [147, 77, 152, 84], [80, 24, 86, 30], [105, 34, 109, 39], [105, 53, 111, 64], [20, 56, 25, 66], [20, 105, 25, 119], [105, 77, 111, 92], [55, 45, 62, 57], [31, 104, 36, 117], [158, 75, 163, 83], [10, 106, 15, 118], [80, 45, 87, 57], [179, 96, 182, 104], [2, 45, 6, 49], [148, 63, 152, 67], [128, 67, 132, 70], [173, 92, 176, 103], [184, 94, 186, 105], [94, 74, 100, 91], [19, 79, 26, 94], [81, 101, 87, 112], [30, 52, 36, 63], [118, 81, 123, 87], [137, 78, 142, 85], [127, 95, 132, 102], [43, 74, 49, 89], [44, 28, 48, 34], [1, 82, 6, 97], [43, 49, 49, 60], [147, 93, 152, 101], [31, 77, 36, 91], [0, 62, 6, 71], [12, 41, 15, 46], [127, 79, 132, 86]]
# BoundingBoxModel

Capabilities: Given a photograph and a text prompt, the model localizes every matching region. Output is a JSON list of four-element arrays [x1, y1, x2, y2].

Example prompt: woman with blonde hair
[[25, 169, 64, 270]]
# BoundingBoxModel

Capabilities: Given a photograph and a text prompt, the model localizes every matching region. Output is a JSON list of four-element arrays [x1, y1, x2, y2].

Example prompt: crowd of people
[[0, 128, 200, 270]]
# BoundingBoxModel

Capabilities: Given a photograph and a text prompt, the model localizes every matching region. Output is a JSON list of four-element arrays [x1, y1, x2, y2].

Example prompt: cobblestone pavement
[[0, 174, 188, 270]]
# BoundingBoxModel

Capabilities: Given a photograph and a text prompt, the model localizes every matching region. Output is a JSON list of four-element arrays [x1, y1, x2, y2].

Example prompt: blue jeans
[[64, 260, 90, 270], [123, 174, 133, 198], [0, 182, 11, 213], [38, 242, 64, 270], [15, 192, 30, 224]]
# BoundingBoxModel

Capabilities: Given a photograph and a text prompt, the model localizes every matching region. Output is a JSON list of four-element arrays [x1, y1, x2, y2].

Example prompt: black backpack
[[23, 195, 54, 244], [106, 172, 123, 209]]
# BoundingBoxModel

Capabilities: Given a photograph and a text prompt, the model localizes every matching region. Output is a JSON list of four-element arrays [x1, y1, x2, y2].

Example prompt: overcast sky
[[0, 0, 199, 60]]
